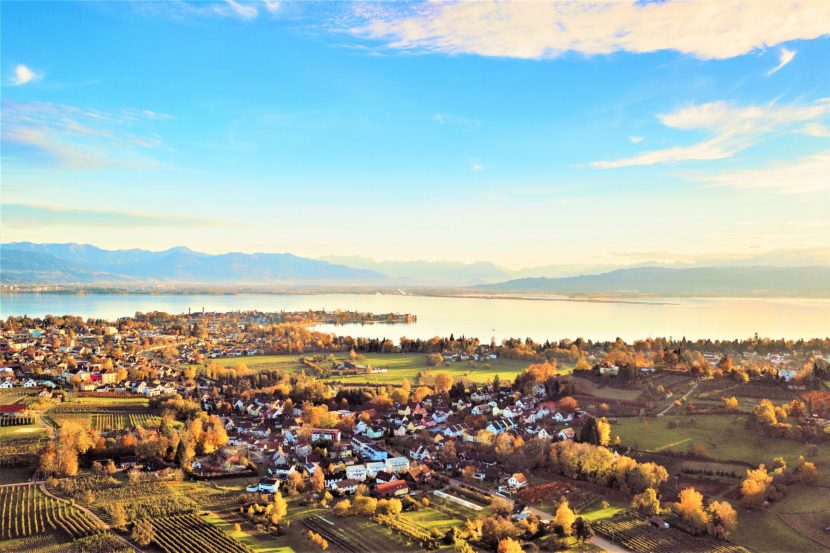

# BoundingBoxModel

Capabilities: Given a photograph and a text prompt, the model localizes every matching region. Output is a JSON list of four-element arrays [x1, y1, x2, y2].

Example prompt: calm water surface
[[1, 293, 828, 342]]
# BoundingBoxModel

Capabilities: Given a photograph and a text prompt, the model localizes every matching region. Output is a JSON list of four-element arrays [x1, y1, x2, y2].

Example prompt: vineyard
[[593, 512, 751, 553], [0, 416, 34, 427], [47, 404, 161, 432], [149, 513, 252, 553], [0, 483, 104, 541], [514, 480, 602, 512]]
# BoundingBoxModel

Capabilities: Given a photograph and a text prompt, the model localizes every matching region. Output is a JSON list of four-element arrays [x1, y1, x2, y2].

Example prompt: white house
[[385, 456, 410, 473], [365, 461, 387, 477], [345, 464, 368, 481], [22, 379, 38, 388], [508, 473, 528, 489], [258, 478, 279, 493]]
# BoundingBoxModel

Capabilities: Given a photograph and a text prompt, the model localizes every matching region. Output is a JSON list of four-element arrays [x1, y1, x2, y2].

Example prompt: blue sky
[[2, 0, 829, 268]]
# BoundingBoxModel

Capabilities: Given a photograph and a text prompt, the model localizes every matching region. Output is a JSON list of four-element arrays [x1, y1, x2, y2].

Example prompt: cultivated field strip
[[0, 483, 103, 541], [594, 512, 752, 553], [149, 513, 252, 553], [302, 515, 371, 553]]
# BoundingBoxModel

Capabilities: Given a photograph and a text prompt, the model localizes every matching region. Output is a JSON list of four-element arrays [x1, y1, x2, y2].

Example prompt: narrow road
[[38, 482, 145, 553], [447, 478, 632, 553], [656, 381, 698, 417]]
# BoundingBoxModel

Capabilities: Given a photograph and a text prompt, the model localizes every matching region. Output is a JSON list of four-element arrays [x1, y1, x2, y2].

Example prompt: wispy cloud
[[1, 100, 172, 169], [698, 151, 830, 194], [6, 64, 41, 86], [224, 0, 258, 20], [126, 0, 281, 21], [2, 204, 231, 229], [351, 1, 830, 61], [433, 112, 480, 130], [629, 136, 643, 144], [592, 98, 830, 168], [767, 47, 796, 76], [471, 159, 484, 172]]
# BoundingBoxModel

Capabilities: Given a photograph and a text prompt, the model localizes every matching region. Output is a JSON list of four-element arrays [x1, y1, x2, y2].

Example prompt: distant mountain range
[[476, 266, 830, 296], [0, 243, 384, 284], [2, 243, 829, 296]]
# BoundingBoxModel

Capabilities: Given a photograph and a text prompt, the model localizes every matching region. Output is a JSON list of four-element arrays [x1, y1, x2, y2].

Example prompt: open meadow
[[201, 352, 557, 386]]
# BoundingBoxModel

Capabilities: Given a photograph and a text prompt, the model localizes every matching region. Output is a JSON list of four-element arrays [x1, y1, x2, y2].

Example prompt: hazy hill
[[477, 266, 830, 296], [320, 255, 511, 284], [1, 243, 387, 284]]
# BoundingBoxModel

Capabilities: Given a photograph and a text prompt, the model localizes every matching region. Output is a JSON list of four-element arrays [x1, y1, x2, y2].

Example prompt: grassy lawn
[[204, 352, 538, 385], [580, 502, 627, 522], [68, 396, 150, 406], [0, 418, 47, 441], [202, 510, 295, 553], [613, 414, 830, 466], [400, 506, 463, 532], [730, 507, 821, 553]]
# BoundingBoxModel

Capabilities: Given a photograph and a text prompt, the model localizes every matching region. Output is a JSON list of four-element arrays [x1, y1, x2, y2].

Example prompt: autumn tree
[[334, 499, 351, 516], [707, 500, 737, 539], [674, 487, 709, 534], [311, 467, 325, 493], [740, 465, 775, 508], [554, 498, 576, 536], [490, 496, 513, 517], [558, 396, 578, 414], [433, 372, 453, 393], [497, 537, 524, 553], [271, 492, 288, 525], [631, 487, 661, 516], [722, 396, 739, 410]]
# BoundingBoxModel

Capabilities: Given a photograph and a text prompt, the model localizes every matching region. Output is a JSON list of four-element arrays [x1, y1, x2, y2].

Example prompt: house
[[333, 479, 359, 495], [508, 473, 528, 489], [649, 517, 670, 530], [599, 365, 620, 376], [119, 456, 139, 469], [374, 470, 397, 484], [409, 445, 430, 461], [373, 480, 409, 498], [385, 456, 410, 473], [345, 464, 368, 481], [365, 426, 385, 439], [365, 461, 387, 477], [311, 428, 341, 443], [22, 379, 38, 388], [258, 478, 279, 493], [352, 437, 388, 461], [0, 380, 15, 389], [271, 463, 297, 479], [557, 428, 575, 441]]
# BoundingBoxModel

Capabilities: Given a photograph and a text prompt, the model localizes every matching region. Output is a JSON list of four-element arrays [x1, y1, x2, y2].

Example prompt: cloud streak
[[1, 204, 230, 228], [433, 112, 480, 130], [697, 151, 830, 194], [351, 0, 830, 61], [767, 47, 796, 76], [592, 98, 830, 168], [1, 100, 171, 169]]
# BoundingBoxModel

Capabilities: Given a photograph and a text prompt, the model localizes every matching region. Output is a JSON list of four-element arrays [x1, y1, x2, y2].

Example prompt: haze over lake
[[2, 293, 828, 342]]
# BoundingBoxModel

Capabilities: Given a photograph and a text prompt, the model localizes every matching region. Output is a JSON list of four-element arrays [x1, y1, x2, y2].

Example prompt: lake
[[1, 292, 828, 342]]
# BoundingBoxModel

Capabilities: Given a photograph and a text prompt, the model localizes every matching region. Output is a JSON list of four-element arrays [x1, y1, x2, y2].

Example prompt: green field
[[204, 352, 549, 385], [613, 414, 830, 467], [0, 418, 47, 441]]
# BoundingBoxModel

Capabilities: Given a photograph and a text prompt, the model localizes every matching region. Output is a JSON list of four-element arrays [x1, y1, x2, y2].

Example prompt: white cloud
[[471, 160, 484, 172], [433, 112, 480, 130], [801, 123, 830, 137], [351, 1, 830, 61], [629, 136, 643, 143], [8, 64, 41, 86], [592, 99, 830, 168], [767, 47, 796, 76], [223, 0, 258, 20], [698, 151, 830, 193], [263, 1, 281, 14]]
